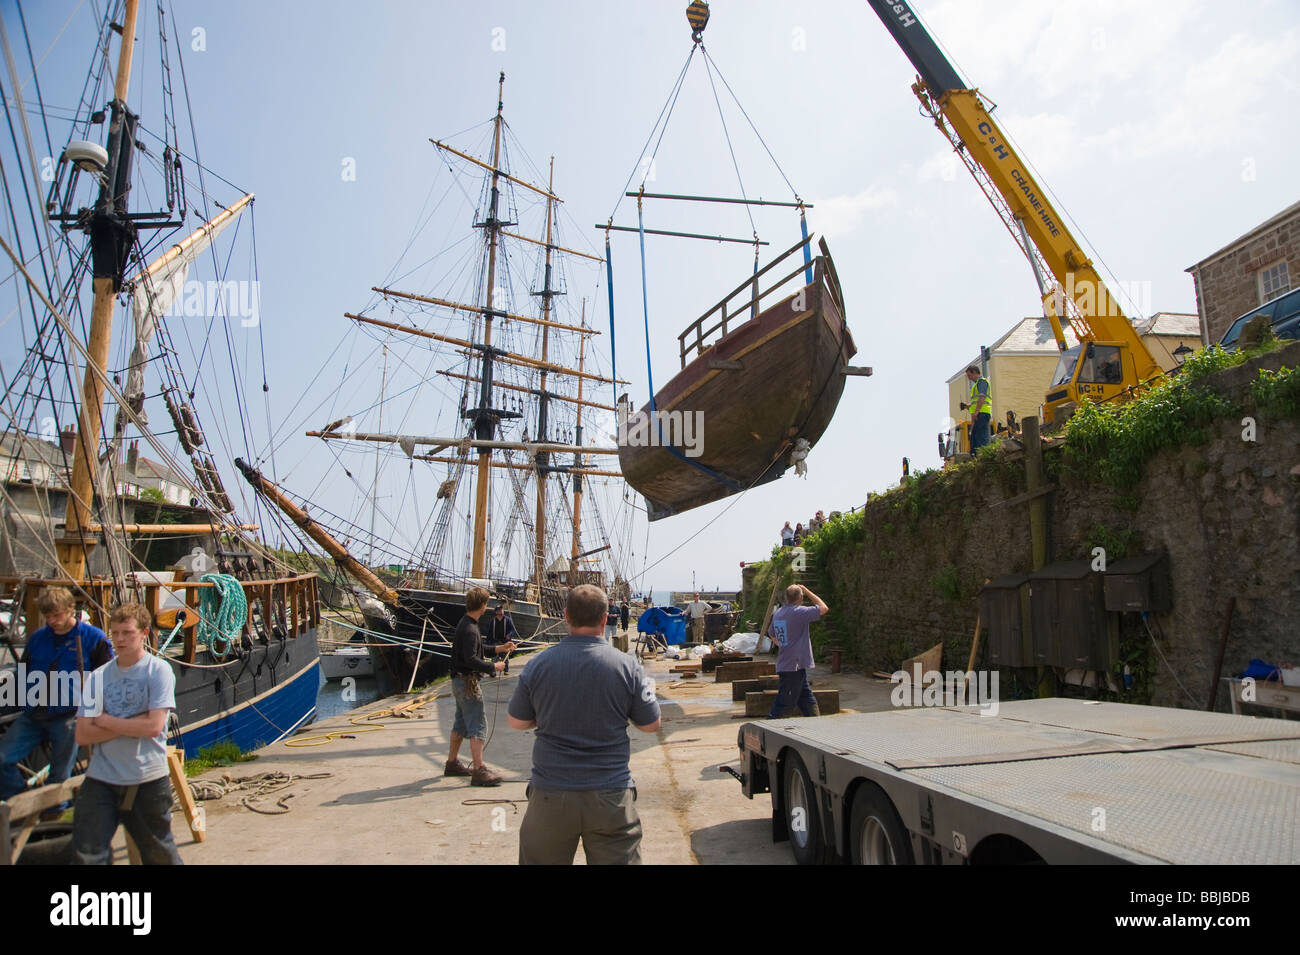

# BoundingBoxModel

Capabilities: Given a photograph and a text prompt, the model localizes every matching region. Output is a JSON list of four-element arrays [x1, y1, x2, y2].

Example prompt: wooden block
[[715, 661, 776, 683], [125, 832, 142, 866], [0, 776, 84, 821], [701, 653, 750, 673], [731, 675, 781, 702], [168, 746, 206, 843], [744, 689, 840, 717], [900, 643, 942, 676]]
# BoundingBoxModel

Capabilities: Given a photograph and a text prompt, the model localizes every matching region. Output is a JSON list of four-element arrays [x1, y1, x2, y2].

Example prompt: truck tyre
[[782, 752, 829, 865], [849, 784, 914, 865]]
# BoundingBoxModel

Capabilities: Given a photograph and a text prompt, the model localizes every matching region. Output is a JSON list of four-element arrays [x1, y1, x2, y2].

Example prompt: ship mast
[[469, 71, 510, 579], [570, 300, 587, 577], [57, 0, 141, 580], [532, 159, 559, 594]]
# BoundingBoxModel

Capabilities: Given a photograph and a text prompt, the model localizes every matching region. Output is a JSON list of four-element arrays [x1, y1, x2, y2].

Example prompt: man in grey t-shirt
[[508, 584, 661, 864], [684, 594, 709, 643], [768, 584, 827, 718], [73, 602, 181, 865]]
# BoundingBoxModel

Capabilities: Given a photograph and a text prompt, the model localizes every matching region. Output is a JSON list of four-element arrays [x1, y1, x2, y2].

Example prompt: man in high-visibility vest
[[962, 365, 992, 453]]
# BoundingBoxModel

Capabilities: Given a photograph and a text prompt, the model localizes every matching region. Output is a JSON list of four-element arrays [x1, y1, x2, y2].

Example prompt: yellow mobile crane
[[866, 0, 1164, 428]]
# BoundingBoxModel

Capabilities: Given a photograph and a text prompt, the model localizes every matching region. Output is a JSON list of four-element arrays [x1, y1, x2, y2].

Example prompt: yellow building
[[945, 313, 1202, 443]]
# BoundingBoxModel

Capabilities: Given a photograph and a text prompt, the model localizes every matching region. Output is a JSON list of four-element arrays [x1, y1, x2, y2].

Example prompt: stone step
[[701, 653, 751, 673], [745, 688, 841, 717], [714, 660, 776, 683], [731, 675, 780, 702]]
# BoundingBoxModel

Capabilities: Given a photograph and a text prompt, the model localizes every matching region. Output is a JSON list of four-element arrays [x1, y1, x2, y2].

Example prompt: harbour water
[[315, 676, 381, 720]]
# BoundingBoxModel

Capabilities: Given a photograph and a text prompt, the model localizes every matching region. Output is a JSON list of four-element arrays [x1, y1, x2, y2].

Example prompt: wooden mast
[[532, 159, 557, 597], [570, 299, 588, 582], [57, 0, 139, 581], [470, 72, 507, 579]]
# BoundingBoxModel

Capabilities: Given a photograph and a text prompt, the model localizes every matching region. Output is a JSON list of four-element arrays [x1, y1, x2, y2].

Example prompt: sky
[[4, 0, 1299, 592]]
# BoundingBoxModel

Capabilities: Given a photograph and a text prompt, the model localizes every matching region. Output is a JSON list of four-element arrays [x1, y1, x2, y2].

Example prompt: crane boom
[[866, 0, 1164, 423]]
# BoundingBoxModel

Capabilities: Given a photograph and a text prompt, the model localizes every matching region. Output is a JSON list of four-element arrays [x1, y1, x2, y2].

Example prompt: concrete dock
[[153, 652, 894, 865]]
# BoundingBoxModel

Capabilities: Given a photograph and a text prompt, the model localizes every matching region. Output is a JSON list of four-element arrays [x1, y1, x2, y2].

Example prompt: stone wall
[[1191, 206, 1299, 344], [806, 342, 1300, 711]]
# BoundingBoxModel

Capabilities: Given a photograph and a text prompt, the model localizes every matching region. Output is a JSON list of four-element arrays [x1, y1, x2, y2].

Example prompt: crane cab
[[1044, 341, 1136, 424]]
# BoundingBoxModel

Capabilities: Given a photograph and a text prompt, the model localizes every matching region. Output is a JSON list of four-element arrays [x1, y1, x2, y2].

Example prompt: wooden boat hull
[[620, 269, 855, 520], [172, 628, 322, 757], [320, 645, 376, 679], [0, 575, 322, 760]]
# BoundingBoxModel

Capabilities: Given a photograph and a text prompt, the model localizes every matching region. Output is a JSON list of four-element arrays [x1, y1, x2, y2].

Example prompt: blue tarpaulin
[[637, 606, 687, 646]]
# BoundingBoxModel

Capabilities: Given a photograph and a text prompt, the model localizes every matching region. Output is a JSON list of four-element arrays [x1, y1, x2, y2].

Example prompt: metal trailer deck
[[731, 698, 1300, 864]]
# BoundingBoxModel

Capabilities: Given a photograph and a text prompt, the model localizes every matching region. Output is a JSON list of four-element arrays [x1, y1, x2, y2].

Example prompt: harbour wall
[[752, 341, 1300, 710]]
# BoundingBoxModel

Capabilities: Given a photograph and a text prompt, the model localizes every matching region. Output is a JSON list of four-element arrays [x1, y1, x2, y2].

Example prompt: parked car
[[1218, 286, 1300, 349]]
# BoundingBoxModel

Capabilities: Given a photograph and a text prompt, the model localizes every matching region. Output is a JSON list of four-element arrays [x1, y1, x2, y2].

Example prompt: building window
[[1259, 261, 1290, 303]]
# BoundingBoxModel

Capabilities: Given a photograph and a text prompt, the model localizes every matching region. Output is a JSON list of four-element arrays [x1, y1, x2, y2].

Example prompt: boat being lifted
[[618, 232, 863, 520], [601, 4, 869, 521]]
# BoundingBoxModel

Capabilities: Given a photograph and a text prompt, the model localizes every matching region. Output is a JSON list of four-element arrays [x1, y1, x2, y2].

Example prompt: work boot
[[471, 765, 503, 787], [444, 759, 473, 777]]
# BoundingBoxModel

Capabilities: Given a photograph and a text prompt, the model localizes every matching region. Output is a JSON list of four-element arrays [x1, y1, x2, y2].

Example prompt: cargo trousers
[[72, 775, 183, 865], [518, 785, 642, 865], [769, 669, 820, 718]]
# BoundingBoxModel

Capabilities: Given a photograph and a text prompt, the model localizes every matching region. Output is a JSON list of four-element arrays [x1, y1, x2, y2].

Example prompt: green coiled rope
[[198, 573, 247, 660]]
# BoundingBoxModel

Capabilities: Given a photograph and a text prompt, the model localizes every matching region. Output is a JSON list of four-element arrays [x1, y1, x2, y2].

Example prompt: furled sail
[[111, 194, 255, 453]]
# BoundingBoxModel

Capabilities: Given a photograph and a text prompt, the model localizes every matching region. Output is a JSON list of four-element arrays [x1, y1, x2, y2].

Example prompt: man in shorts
[[445, 587, 516, 786]]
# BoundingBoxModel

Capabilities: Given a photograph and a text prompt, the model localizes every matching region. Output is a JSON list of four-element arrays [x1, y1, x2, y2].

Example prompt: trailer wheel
[[782, 752, 828, 865], [849, 785, 913, 865]]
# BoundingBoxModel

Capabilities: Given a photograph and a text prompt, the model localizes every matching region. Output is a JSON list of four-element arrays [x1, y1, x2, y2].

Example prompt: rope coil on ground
[[186, 770, 334, 815]]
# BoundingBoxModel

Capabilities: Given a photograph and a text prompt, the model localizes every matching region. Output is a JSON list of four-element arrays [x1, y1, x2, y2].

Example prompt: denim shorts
[[451, 675, 487, 739]]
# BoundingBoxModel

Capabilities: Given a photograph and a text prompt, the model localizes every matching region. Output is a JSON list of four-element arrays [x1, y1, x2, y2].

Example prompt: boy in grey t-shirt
[[73, 602, 181, 865]]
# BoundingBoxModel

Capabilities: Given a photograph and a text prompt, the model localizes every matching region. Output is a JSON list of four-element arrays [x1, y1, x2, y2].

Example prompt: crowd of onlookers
[[779, 510, 831, 547]]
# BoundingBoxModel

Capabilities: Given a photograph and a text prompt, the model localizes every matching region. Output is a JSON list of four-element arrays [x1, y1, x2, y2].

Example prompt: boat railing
[[678, 233, 827, 369], [0, 573, 319, 665]]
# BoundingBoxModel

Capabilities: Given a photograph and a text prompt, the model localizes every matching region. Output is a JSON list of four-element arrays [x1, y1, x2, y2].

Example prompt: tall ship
[[0, 0, 321, 759], [237, 73, 638, 692]]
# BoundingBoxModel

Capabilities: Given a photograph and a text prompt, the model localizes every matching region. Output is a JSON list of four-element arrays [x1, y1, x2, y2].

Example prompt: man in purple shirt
[[767, 584, 827, 718]]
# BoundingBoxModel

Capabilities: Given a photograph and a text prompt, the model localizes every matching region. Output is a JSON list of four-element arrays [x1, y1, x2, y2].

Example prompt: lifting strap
[[605, 228, 617, 409], [636, 196, 743, 493]]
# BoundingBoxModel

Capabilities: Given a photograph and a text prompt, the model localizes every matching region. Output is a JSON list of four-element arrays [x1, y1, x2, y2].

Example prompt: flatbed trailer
[[730, 698, 1300, 864]]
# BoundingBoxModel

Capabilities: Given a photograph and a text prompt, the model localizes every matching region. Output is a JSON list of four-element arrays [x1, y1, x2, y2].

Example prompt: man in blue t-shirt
[[0, 587, 112, 805], [72, 602, 181, 865], [508, 584, 661, 865], [767, 584, 828, 718]]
